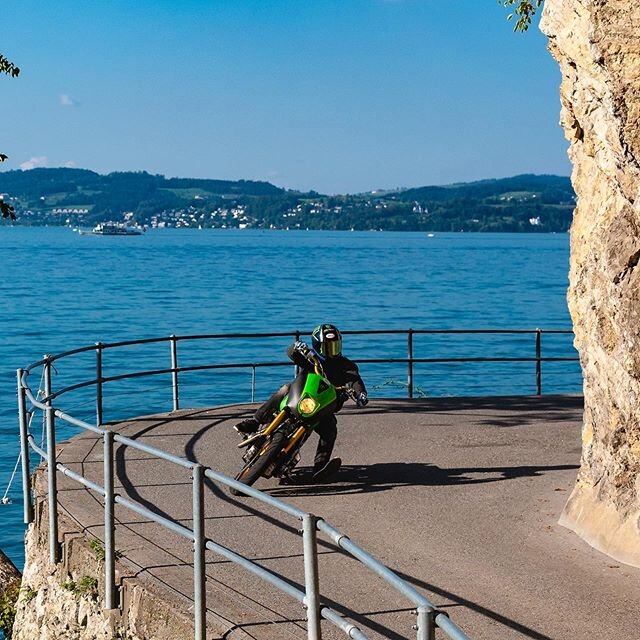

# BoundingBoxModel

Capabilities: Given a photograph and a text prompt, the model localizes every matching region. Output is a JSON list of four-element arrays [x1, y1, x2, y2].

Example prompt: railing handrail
[[27, 326, 575, 371], [21, 372, 459, 638], [28, 327, 577, 403], [17, 327, 579, 640]]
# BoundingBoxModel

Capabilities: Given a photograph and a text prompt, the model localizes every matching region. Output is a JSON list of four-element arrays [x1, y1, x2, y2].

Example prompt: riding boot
[[234, 418, 260, 435], [312, 457, 342, 481]]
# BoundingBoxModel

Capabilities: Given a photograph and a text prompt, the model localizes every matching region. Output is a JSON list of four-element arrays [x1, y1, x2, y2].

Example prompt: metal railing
[[29, 328, 576, 423], [16, 328, 579, 640]]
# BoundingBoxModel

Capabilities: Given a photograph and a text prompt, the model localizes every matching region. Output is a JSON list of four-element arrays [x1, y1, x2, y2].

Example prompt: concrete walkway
[[49, 396, 640, 640]]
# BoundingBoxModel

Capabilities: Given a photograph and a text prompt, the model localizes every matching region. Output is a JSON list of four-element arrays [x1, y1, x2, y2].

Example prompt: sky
[[0, 0, 570, 194]]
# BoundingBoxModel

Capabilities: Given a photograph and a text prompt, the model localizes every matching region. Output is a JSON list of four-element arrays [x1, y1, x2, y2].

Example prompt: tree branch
[[1, 53, 20, 213], [0, 54, 20, 78], [501, 0, 544, 32]]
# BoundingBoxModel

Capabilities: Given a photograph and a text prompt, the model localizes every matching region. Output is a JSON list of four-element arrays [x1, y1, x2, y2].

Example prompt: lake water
[[0, 227, 579, 569]]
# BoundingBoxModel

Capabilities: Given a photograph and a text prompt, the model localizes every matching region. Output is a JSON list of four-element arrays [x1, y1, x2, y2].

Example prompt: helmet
[[311, 324, 342, 358]]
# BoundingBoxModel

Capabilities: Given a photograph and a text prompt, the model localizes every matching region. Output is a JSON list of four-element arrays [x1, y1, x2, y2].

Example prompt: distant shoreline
[[1, 224, 570, 234]]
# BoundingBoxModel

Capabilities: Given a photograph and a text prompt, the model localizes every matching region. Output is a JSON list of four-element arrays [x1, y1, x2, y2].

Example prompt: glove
[[293, 340, 308, 353], [356, 392, 369, 407]]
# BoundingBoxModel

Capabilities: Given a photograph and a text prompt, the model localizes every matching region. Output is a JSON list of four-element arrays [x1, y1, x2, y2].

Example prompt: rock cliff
[[541, 0, 640, 565], [11, 501, 196, 640]]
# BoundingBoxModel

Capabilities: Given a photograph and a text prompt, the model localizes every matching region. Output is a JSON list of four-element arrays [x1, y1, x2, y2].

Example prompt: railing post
[[96, 342, 104, 426], [192, 464, 206, 640], [302, 513, 322, 640], [44, 356, 60, 564], [103, 429, 117, 609], [416, 605, 435, 640], [17, 368, 34, 524], [294, 331, 301, 378], [407, 329, 414, 399], [535, 329, 542, 396], [170, 335, 180, 412], [251, 366, 256, 403]]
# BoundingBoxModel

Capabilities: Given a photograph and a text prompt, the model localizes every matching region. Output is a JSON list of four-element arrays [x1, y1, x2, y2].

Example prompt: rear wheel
[[230, 431, 286, 496]]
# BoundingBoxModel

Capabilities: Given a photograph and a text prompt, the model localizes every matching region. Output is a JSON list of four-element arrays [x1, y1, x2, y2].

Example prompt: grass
[[75, 576, 98, 597], [88, 538, 105, 562]]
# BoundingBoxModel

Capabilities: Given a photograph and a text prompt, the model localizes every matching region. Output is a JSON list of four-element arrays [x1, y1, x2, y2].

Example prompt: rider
[[234, 324, 369, 480]]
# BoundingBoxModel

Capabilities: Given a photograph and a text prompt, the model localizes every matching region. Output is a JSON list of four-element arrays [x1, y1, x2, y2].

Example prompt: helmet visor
[[324, 336, 342, 357]]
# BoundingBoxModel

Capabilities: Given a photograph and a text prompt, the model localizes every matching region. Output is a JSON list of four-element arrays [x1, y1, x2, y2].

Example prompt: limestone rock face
[[541, 0, 640, 565], [12, 510, 196, 640], [13, 525, 119, 640]]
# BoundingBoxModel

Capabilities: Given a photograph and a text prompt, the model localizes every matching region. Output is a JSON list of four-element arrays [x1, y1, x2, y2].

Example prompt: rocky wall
[[541, 0, 640, 565], [11, 499, 197, 640]]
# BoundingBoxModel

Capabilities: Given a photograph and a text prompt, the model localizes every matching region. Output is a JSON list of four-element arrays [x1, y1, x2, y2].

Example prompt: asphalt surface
[[49, 396, 640, 640]]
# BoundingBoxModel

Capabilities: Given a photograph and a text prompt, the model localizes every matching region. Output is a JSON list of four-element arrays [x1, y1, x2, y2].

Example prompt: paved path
[[50, 396, 640, 640]]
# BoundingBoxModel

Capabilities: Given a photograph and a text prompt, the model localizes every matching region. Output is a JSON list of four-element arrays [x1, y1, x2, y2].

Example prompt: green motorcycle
[[231, 350, 353, 495]]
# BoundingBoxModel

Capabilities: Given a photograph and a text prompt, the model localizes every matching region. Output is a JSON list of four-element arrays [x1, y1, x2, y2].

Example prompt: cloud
[[64, 161, 76, 168], [60, 94, 77, 107], [20, 156, 48, 170]]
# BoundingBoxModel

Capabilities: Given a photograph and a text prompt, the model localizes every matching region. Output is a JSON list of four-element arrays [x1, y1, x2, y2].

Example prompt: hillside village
[[0, 169, 575, 232]]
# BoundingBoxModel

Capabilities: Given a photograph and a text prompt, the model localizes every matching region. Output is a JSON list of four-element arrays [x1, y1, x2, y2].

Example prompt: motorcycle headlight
[[298, 397, 318, 415]]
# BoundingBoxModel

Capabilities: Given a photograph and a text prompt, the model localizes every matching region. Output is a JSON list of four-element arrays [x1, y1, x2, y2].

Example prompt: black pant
[[254, 384, 337, 471]]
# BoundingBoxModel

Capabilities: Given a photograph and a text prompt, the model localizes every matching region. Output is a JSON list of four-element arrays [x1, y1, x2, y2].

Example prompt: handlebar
[[335, 384, 357, 400], [296, 343, 324, 376], [294, 343, 365, 405]]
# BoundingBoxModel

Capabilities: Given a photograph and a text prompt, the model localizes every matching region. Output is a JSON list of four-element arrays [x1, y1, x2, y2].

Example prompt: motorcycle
[[230, 348, 354, 496]]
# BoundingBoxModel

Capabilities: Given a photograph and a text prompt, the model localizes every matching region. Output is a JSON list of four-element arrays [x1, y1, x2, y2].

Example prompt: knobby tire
[[230, 431, 286, 496]]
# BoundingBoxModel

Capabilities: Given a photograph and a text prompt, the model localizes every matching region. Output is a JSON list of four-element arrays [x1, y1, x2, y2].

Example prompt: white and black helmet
[[311, 324, 342, 358]]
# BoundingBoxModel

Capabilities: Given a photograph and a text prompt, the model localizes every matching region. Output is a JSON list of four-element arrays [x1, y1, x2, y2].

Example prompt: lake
[[0, 227, 579, 568]]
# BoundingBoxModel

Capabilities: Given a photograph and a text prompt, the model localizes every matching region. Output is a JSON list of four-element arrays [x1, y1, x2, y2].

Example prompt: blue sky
[[1, 0, 569, 193]]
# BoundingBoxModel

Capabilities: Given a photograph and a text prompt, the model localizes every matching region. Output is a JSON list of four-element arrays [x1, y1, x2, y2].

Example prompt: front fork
[[273, 425, 311, 480], [247, 412, 314, 478], [284, 425, 307, 454]]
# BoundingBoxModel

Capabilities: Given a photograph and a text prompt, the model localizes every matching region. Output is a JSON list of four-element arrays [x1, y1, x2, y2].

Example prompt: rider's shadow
[[267, 461, 578, 497]]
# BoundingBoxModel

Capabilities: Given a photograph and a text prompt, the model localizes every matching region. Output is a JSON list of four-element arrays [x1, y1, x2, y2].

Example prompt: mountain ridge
[[0, 168, 574, 232]]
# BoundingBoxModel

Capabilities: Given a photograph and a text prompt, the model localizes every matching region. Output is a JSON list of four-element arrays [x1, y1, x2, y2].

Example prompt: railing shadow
[[346, 395, 584, 427]]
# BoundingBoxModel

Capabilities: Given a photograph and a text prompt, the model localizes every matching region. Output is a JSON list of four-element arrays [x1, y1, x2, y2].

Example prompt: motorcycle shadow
[[268, 460, 578, 497]]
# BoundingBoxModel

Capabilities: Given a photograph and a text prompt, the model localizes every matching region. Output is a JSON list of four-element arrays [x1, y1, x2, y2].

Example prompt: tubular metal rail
[[16, 328, 577, 640]]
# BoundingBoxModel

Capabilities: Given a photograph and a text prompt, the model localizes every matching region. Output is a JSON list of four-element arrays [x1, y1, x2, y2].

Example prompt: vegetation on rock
[[0, 585, 38, 639], [88, 538, 105, 562], [0, 583, 20, 639], [75, 576, 98, 598]]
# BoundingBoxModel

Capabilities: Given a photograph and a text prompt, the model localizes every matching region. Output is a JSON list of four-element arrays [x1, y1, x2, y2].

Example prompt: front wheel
[[230, 431, 286, 496]]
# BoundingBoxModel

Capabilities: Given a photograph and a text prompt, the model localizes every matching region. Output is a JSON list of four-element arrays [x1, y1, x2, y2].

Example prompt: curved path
[[49, 396, 640, 640]]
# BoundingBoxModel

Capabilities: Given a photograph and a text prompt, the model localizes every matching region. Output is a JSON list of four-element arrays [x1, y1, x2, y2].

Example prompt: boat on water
[[79, 222, 143, 236]]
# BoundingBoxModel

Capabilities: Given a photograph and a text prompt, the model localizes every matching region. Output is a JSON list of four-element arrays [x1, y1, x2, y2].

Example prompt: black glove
[[293, 340, 308, 353], [356, 392, 369, 407]]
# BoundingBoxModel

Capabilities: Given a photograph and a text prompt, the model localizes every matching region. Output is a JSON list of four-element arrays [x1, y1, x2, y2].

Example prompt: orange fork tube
[[283, 426, 307, 455], [260, 409, 287, 438]]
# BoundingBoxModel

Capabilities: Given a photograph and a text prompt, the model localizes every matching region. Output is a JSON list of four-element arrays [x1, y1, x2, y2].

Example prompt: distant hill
[[397, 174, 572, 202], [0, 169, 574, 232]]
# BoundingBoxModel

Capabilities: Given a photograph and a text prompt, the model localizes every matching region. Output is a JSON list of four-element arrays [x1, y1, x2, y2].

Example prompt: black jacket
[[286, 344, 367, 398]]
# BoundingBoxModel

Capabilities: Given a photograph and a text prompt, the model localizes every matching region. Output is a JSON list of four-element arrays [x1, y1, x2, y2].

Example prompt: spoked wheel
[[230, 432, 285, 496]]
